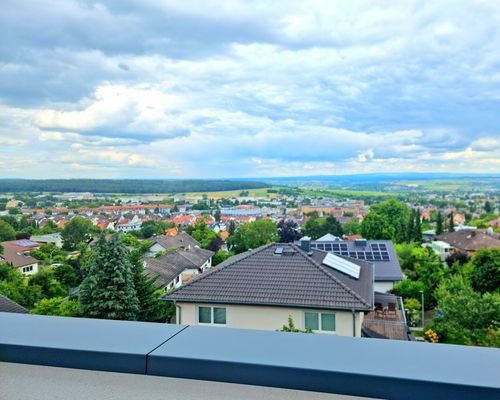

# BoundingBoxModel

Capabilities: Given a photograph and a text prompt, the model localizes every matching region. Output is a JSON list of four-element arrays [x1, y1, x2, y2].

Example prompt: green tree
[[28, 269, 67, 299], [360, 212, 395, 240], [343, 220, 361, 235], [0, 263, 42, 308], [436, 211, 444, 235], [448, 212, 455, 232], [469, 248, 500, 294], [366, 199, 411, 243], [185, 220, 219, 249], [228, 219, 278, 253], [214, 209, 221, 223], [0, 219, 16, 242], [32, 297, 79, 317], [404, 298, 422, 325], [129, 250, 171, 322], [433, 274, 500, 346], [484, 201, 492, 214], [78, 234, 139, 320], [212, 249, 233, 266], [279, 315, 313, 333], [52, 264, 81, 289], [30, 243, 66, 265], [61, 217, 94, 250], [301, 215, 343, 239]]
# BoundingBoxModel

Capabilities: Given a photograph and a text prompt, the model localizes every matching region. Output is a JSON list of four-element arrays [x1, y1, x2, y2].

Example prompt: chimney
[[300, 236, 311, 252]]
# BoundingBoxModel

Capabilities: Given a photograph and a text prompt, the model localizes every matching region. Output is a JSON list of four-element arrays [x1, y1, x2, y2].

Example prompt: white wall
[[374, 281, 395, 293], [176, 303, 364, 337]]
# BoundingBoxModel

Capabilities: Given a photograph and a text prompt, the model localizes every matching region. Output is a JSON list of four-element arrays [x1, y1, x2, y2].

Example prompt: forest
[[0, 179, 269, 194]]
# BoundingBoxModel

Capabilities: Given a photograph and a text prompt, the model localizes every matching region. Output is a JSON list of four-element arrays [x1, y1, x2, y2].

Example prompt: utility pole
[[420, 290, 425, 329]]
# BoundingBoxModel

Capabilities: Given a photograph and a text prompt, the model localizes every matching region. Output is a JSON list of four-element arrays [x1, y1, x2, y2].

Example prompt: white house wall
[[176, 303, 364, 337]]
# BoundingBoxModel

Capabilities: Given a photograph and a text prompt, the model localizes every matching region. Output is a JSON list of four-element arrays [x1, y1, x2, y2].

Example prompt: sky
[[1, 0, 500, 179]]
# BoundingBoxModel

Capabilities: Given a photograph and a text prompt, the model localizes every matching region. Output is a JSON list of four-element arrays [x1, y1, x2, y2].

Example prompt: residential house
[[436, 229, 500, 255], [164, 243, 373, 337], [430, 240, 453, 260], [0, 239, 41, 275], [147, 232, 201, 257], [29, 233, 63, 248], [145, 246, 214, 290], [302, 237, 404, 292], [115, 215, 142, 233]]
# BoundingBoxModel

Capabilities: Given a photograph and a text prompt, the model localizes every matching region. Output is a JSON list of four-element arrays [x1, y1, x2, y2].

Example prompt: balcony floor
[[0, 362, 374, 400]]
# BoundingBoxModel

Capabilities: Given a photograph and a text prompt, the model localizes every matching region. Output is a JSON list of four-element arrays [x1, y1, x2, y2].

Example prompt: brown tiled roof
[[0, 241, 39, 268], [164, 243, 373, 311], [437, 229, 500, 252]]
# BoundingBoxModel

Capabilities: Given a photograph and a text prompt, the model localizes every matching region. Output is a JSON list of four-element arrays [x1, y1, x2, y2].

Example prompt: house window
[[198, 306, 226, 325], [304, 312, 336, 332], [22, 265, 33, 273]]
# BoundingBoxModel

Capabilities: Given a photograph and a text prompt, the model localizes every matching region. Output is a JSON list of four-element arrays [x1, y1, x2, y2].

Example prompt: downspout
[[352, 309, 356, 337], [174, 300, 182, 325]]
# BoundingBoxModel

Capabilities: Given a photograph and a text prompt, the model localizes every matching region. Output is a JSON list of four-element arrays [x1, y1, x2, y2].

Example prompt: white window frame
[[304, 311, 336, 334], [197, 306, 227, 326]]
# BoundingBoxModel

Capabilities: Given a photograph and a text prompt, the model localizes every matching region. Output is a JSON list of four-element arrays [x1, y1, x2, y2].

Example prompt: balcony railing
[[1, 312, 499, 400]]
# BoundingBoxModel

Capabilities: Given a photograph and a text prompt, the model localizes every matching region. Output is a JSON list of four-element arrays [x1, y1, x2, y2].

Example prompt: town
[[1, 179, 498, 347]]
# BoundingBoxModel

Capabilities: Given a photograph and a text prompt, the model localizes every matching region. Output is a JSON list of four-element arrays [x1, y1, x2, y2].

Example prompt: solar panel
[[324, 244, 333, 251], [340, 244, 348, 251], [379, 244, 387, 250], [322, 253, 360, 279], [332, 244, 340, 251], [317, 244, 325, 250], [310, 244, 317, 249], [371, 244, 379, 250]]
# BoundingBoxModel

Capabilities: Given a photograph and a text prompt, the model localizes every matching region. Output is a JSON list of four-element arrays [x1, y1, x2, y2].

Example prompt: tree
[[228, 219, 278, 253], [414, 209, 422, 242], [484, 201, 492, 214], [445, 251, 470, 269], [28, 269, 67, 299], [301, 215, 343, 240], [0, 263, 42, 308], [32, 297, 79, 317], [279, 315, 313, 333], [79, 234, 139, 320], [343, 220, 360, 235], [365, 199, 411, 243], [277, 220, 301, 243], [61, 217, 94, 250], [448, 212, 455, 232], [140, 220, 174, 238], [404, 298, 422, 325], [0, 219, 16, 242], [433, 274, 500, 346], [52, 264, 81, 289], [185, 220, 219, 249], [212, 249, 233, 266], [436, 211, 444, 235], [214, 209, 221, 223], [360, 213, 395, 240], [129, 250, 171, 322], [469, 248, 500, 294], [30, 243, 66, 265], [228, 220, 236, 235]]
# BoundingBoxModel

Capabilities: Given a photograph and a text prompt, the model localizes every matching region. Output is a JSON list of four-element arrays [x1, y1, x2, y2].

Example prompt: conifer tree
[[414, 209, 422, 242], [129, 249, 171, 322], [436, 212, 444, 235], [79, 234, 139, 320]]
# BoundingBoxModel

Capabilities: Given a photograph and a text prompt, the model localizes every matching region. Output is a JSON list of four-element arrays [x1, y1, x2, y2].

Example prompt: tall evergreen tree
[[79, 234, 139, 320], [436, 212, 443, 235], [448, 212, 455, 232], [414, 209, 422, 242], [407, 209, 415, 243], [129, 250, 171, 322]]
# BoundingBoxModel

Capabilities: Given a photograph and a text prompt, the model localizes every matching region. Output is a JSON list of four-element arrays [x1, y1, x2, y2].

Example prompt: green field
[[300, 188, 397, 199]]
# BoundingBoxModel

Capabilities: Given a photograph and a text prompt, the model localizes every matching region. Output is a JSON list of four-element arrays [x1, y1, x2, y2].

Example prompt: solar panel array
[[310, 242, 390, 261], [322, 252, 361, 279]]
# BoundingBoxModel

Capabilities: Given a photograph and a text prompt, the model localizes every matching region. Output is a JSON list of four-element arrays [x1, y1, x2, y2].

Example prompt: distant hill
[[0, 179, 270, 194]]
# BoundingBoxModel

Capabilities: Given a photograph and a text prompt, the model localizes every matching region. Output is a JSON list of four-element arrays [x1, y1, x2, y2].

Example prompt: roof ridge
[[291, 244, 371, 308], [166, 243, 275, 294]]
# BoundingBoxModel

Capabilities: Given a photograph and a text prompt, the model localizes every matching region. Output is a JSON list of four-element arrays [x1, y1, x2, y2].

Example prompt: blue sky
[[1, 0, 499, 178]]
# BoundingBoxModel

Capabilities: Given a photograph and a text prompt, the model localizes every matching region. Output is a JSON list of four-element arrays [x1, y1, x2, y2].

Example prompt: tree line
[[0, 179, 269, 194]]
